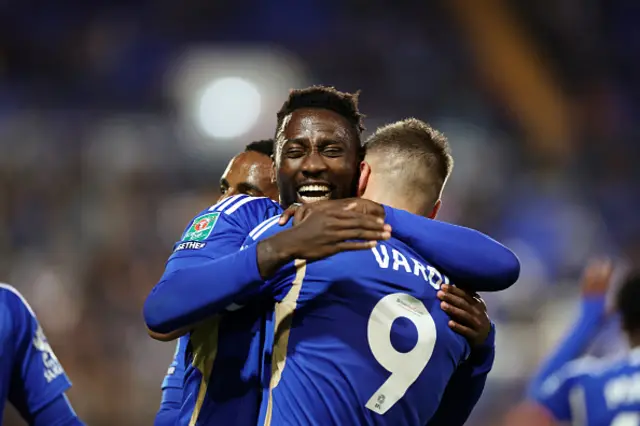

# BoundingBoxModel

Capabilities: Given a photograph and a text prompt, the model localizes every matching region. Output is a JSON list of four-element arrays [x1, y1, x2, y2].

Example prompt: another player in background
[[0, 283, 84, 425], [154, 139, 279, 426], [504, 260, 640, 426], [145, 86, 519, 425]]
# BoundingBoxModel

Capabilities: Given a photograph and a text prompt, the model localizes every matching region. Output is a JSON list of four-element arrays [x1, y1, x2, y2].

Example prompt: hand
[[278, 198, 385, 226], [257, 208, 392, 278], [580, 258, 614, 298], [437, 284, 491, 347]]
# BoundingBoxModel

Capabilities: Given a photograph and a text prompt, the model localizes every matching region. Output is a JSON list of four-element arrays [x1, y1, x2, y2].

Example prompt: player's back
[[252, 223, 470, 426], [544, 351, 640, 425]]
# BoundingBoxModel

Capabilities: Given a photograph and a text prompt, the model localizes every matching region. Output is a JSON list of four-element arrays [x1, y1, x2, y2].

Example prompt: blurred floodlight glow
[[168, 47, 307, 155], [198, 77, 261, 138]]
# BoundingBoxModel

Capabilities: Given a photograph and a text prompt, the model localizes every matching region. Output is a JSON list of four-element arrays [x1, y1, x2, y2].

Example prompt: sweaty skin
[[276, 108, 361, 208], [220, 151, 278, 202]]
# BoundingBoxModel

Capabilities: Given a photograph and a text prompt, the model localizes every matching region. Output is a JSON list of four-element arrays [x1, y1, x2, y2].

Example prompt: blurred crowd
[[1, 0, 639, 424]]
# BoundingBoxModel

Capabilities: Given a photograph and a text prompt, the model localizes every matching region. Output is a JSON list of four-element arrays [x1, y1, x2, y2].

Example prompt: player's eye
[[284, 148, 305, 158], [220, 186, 228, 194], [323, 147, 344, 157]]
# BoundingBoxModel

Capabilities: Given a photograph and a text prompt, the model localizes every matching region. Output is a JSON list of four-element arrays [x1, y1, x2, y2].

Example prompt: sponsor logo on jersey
[[182, 212, 220, 241], [174, 241, 207, 252]]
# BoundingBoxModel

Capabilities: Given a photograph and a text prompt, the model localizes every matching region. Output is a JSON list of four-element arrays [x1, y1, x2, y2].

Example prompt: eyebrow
[[237, 182, 264, 194]]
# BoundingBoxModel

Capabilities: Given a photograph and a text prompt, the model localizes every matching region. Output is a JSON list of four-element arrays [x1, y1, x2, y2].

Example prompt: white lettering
[[370, 243, 450, 289], [391, 249, 411, 273], [411, 258, 428, 281], [605, 373, 640, 409], [372, 245, 390, 269], [174, 241, 207, 252]]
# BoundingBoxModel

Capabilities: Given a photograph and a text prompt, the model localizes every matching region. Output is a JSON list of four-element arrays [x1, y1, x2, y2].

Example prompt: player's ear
[[427, 199, 441, 219], [357, 161, 371, 197]]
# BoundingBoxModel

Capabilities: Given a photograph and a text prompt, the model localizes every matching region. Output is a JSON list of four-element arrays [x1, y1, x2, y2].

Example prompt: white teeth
[[299, 194, 331, 203], [298, 184, 330, 192]]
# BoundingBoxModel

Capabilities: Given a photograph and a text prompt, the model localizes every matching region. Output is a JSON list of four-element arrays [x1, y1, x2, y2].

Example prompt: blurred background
[[1, 0, 639, 424]]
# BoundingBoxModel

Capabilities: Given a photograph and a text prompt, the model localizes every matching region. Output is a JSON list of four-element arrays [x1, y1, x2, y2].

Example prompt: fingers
[[438, 286, 475, 312], [447, 320, 477, 339], [439, 299, 478, 326], [279, 206, 299, 225], [334, 241, 379, 252]]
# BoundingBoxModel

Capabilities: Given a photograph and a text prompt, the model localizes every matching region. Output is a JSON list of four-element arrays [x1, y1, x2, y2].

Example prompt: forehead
[[284, 108, 359, 145], [223, 151, 272, 180]]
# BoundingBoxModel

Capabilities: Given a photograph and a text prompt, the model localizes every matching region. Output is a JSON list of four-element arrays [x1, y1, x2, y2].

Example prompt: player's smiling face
[[276, 108, 361, 207]]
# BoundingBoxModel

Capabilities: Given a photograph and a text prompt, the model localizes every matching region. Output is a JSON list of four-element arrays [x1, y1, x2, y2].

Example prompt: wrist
[[256, 232, 296, 279]]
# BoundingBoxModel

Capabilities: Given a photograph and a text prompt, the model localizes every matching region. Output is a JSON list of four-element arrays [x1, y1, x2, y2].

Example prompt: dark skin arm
[[256, 208, 391, 278]]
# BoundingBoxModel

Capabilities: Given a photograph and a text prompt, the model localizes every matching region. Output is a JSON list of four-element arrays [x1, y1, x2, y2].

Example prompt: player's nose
[[300, 151, 328, 176]]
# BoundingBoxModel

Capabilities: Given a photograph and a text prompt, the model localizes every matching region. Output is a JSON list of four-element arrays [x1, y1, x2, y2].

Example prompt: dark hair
[[275, 86, 366, 138], [245, 139, 274, 157], [617, 273, 640, 333], [364, 118, 453, 202]]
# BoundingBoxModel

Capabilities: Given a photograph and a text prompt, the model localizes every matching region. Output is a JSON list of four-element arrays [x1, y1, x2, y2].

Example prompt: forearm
[[527, 297, 605, 397], [383, 206, 520, 291], [256, 232, 296, 278], [428, 325, 496, 426], [144, 247, 263, 334], [31, 394, 84, 426]]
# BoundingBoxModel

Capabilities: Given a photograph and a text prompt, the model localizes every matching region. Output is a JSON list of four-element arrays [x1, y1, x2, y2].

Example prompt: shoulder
[[246, 215, 289, 243], [207, 195, 281, 218], [181, 196, 282, 241], [0, 283, 34, 317], [540, 356, 605, 397]]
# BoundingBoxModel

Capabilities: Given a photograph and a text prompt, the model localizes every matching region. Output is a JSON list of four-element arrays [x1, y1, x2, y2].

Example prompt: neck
[[362, 186, 423, 216]]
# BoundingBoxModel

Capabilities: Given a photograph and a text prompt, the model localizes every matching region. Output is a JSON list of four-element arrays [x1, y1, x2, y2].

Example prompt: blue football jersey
[[160, 195, 282, 426], [243, 219, 471, 426], [535, 350, 640, 425], [0, 283, 72, 421]]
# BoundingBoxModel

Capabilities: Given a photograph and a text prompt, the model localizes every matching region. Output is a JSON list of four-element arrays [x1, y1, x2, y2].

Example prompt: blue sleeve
[[530, 359, 592, 422], [383, 206, 520, 291], [161, 337, 186, 390], [426, 324, 496, 426], [144, 195, 281, 333], [527, 296, 605, 399], [32, 394, 84, 426], [155, 388, 182, 426], [7, 290, 73, 421]]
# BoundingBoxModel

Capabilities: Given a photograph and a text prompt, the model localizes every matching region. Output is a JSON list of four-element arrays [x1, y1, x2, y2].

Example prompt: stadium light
[[197, 77, 262, 139], [168, 47, 307, 156]]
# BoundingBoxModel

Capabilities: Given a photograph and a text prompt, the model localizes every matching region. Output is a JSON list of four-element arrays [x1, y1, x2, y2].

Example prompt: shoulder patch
[[183, 212, 220, 241]]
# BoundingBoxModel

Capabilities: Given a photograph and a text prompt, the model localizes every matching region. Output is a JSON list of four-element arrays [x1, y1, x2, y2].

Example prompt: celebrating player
[[154, 137, 495, 426], [144, 86, 520, 425], [0, 283, 84, 425], [154, 139, 279, 426], [505, 261, 640, 426], [236, 119, 497, 425]]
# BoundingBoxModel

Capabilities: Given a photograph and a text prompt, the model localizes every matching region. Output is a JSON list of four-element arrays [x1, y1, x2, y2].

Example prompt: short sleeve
[[7, 289, 71, 418]]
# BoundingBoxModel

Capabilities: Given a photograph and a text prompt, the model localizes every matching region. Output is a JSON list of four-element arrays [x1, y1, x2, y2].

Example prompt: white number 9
[[366, 293, 437, 415], [612, 413, 640, 426]]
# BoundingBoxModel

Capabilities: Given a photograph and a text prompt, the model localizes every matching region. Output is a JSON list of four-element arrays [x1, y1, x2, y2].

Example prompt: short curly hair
[[274, 86, 365, 161], [245, 139, 274, 157]]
